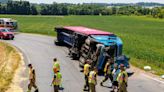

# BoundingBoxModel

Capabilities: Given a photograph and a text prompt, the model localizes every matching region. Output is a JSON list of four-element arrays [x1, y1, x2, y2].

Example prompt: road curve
[[6, 33, 164, 92]]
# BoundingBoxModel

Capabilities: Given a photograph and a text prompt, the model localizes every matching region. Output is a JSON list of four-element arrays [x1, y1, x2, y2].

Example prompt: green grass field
[[0, 15, 163, 75]]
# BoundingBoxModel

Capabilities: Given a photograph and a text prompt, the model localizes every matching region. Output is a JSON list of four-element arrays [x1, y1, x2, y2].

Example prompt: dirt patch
[[0, 41, 27, 92], [6, 52, 28, 92]]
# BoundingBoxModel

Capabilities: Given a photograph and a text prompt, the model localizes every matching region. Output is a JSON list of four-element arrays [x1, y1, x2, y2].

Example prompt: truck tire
[[54, 40, 64, 46], [0, 36, 4, 39], [11, 37, 14, 40]]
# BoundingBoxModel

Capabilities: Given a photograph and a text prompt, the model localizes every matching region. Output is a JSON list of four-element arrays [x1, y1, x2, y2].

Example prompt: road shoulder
[[5, 43, 28, 92]]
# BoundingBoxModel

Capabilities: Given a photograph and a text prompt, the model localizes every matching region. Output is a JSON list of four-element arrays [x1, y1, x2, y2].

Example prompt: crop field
[[0, 15, 163, 75]]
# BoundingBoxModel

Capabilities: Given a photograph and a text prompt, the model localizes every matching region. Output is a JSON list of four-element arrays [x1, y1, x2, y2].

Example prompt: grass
[[0, 41, 21, 92], [0, 15, 164, 75]]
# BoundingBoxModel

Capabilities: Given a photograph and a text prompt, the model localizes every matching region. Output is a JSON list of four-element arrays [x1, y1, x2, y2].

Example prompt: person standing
[[27, 64, 39, 92], [83, 60, 91, 91], [53, 58, 60, 74], [51, 70, 62, 92], [100, 59, 113, 86], [88, 67, 98, 92], [117, 64, 128, 92], [111, 63, 120, 92]]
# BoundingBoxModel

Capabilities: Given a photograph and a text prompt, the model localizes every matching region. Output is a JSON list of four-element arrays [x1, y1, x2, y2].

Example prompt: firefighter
[[111, 63, 120, 92], [83, 60, 91, 91], [88, 67, 98, 92], [100, 59, 113, 86], [51, 70, 62, 92], [53, 58, 60, 74], [27, 64, 39, 92], [117, 64, 128, 92]]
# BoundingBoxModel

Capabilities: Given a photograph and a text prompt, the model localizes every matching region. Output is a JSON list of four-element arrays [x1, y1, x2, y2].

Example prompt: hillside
[[84, 2, 164, 7]]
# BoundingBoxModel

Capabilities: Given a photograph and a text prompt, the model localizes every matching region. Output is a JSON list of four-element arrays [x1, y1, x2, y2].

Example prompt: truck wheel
[[11, 37, 14, 40], [0, 36, 3, 39], [55, 41, 59, 45], [54, 40, 61, 46], [55, 40, 64, 46]]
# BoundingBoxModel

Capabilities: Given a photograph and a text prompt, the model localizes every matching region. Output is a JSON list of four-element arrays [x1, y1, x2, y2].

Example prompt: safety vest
[[104, 62, 109, 73], [104, 63, 111, 74], [53, 61, 60, 73], [53, 72, 62, 86], [88, 71, 97, 84], [107, 65, 112, 74], [84, 64, 90, 75], [117, 71, 128, 84]]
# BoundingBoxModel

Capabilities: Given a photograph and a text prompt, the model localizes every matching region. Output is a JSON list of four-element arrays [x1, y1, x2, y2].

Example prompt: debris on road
[[144, 66, 151, 71], [161, 75, 164, 79]]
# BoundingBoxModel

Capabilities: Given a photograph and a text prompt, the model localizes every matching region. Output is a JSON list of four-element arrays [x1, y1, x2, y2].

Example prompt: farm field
[[0, 15, 163, 75]]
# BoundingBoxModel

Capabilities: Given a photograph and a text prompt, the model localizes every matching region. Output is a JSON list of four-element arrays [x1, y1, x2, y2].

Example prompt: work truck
[[55, 26, 129, 72], [0, 18, 18, 32]]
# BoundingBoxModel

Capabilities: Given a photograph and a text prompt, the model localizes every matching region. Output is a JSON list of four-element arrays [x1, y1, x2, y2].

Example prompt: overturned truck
[[55, 26, 129, 72]]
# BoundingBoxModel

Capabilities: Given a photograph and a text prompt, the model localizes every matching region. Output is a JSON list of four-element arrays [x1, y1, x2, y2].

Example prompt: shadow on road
[[128, 72, 134, 77]]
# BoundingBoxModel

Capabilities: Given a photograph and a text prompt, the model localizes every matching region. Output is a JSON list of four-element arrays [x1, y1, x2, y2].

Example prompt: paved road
[[6, 33, 164, 92]]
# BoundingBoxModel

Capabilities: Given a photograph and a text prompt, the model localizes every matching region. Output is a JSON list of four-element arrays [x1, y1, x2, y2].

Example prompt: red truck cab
[[0, 27, 14, 40]]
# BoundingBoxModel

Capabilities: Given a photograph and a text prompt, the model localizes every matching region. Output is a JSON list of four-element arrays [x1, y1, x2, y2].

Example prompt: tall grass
[[0, 15, 163, 75], [0, 42, 21, 91]]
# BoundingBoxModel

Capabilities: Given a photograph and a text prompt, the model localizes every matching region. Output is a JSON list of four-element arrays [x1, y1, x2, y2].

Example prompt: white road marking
[[18, 46, 31, 64], [142, 73, 164, 84]]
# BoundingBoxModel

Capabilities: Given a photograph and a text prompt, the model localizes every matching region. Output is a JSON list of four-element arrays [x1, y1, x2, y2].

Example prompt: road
[[6, 33, 164, 92]]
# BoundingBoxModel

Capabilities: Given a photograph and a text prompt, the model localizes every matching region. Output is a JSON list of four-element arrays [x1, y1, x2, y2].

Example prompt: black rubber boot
[[34, 89, 39, 92]]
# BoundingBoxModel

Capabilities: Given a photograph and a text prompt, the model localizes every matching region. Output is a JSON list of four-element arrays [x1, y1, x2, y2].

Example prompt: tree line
[[0, 1, 164, 18]]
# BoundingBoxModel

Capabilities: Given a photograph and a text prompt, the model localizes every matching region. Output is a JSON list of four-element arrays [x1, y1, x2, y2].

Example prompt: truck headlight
[[3, 34, 7, 36]]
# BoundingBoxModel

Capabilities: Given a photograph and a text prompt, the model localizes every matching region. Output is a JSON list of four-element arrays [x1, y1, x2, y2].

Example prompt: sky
[[19, 0, 164, 4]]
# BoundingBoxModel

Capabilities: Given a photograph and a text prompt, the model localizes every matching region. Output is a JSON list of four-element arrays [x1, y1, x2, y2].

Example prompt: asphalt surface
[[6, 33, 164, 92]]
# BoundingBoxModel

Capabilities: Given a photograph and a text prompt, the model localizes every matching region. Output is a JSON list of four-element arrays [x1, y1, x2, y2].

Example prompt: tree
[[158, 9, 164, 18], [30, 5, 38, 15]]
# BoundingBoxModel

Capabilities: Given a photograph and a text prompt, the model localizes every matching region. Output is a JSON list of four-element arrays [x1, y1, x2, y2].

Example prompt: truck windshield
[[0, 29, 9, 32]]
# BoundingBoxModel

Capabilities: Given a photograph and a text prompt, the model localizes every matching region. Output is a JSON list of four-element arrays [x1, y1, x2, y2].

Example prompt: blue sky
[[23, 0, 164, 4]]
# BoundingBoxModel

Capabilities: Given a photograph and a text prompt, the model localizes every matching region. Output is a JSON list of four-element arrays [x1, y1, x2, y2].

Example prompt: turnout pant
[[118, 82, 127, 92], [28, 79, 38, 91], [54, 85, 59, 92], [84, 75, 89, 89], [102, 73, 113, 83], [89, 83, 96, 92]]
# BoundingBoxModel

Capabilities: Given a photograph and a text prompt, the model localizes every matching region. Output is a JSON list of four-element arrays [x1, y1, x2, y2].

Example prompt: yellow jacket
[[117, 71, 128, 84], [53, 61, 60, 73], [84, 64, 90, 75], [89, 71, 97, 85], [53, 72, 62, 85]]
